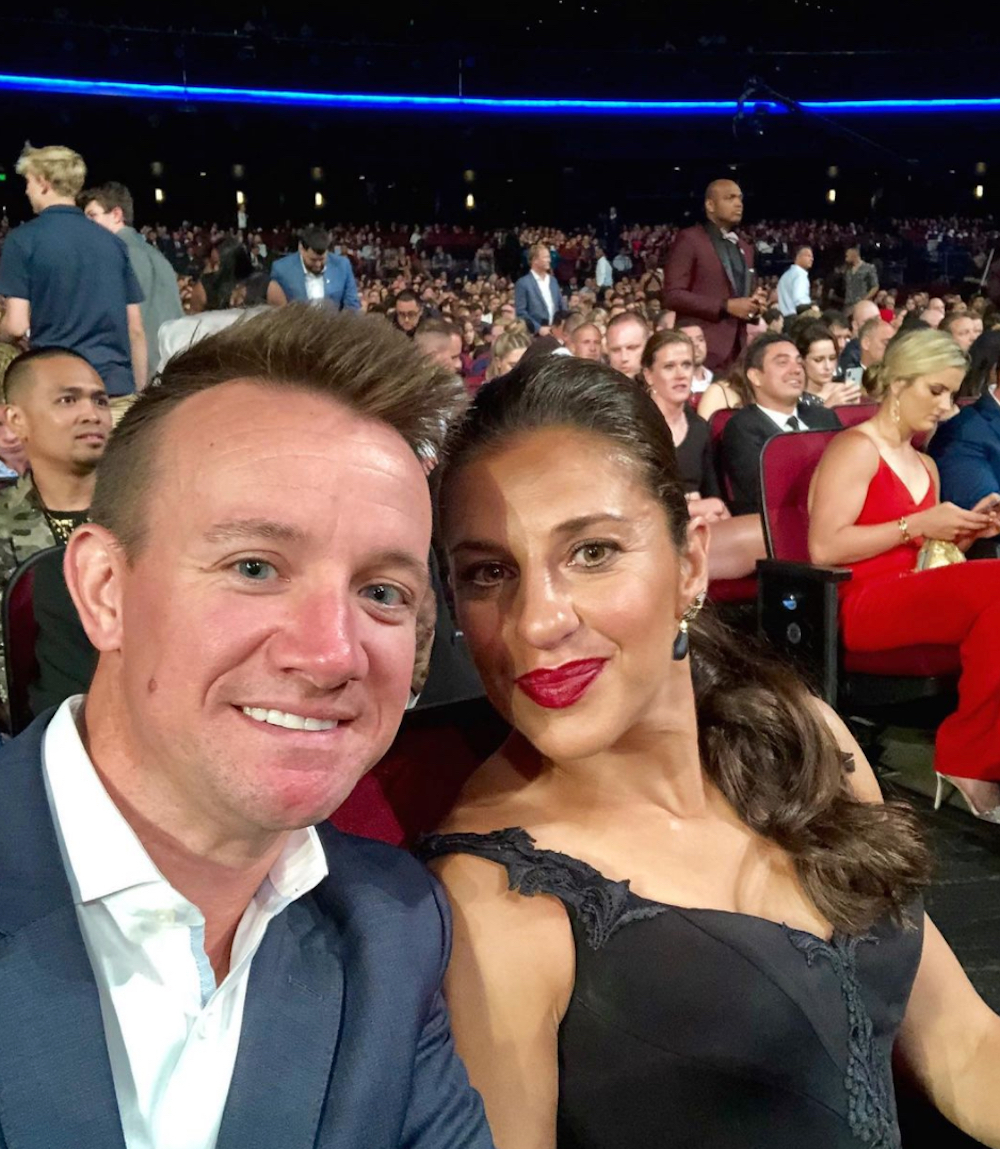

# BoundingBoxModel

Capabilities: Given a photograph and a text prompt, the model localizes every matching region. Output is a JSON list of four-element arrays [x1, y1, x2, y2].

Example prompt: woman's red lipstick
[[515, 658, 608, 709]]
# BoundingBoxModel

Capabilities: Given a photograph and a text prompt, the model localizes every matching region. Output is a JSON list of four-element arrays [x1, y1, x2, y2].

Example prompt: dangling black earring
[[672, 591, 706, 661], [672, 620, 690, 661]]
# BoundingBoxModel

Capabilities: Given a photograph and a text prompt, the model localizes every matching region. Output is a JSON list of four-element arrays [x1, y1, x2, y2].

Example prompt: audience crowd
[[1, 142, 1000, 1149]]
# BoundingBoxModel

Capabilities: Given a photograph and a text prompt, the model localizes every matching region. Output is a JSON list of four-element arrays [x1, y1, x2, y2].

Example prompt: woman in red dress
[[809, 328, 1000, 819]]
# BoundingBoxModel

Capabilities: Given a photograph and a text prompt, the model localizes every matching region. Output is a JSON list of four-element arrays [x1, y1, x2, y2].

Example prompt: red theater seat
[[1, 546, 63, 736], [331, 697, 507, 847]]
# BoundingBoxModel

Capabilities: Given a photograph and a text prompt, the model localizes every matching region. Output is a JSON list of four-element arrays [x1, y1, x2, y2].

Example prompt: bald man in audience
[[414, 318, 464, 374], [605, 313, 650, 379], [838, 299, 881, 375], [568, 323, 603, 361]]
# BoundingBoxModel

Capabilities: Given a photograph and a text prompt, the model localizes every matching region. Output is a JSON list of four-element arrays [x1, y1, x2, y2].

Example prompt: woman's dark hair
[[792, 321, 836, 360], [958, 330, 1000, 399], [439, 355, 929, 934]]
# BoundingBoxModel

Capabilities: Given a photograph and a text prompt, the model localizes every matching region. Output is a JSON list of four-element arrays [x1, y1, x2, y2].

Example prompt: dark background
[[0, 3, 996, 226]]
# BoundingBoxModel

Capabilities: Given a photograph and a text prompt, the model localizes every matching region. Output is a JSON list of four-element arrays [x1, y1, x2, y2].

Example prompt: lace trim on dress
[[786, 929, 899, 1149], [416, 827, 670, 950]]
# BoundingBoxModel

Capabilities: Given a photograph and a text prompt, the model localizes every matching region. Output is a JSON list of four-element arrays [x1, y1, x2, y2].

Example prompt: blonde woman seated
[[419, 354, 1000, 1149], [809, 328, 1000, 819], [485, 329, 532, 382], [642, 330, 765, 579]]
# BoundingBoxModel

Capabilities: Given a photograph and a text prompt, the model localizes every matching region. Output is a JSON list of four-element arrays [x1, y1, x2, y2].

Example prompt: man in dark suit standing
[[0, 307, 493, 1149], [663, 179, 768, 372], [722, 332, 840, 515], [515, 243, 565, 335]]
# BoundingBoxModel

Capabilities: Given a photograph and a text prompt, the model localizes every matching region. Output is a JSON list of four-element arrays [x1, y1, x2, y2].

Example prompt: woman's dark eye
[[572, 542, 617, 567]]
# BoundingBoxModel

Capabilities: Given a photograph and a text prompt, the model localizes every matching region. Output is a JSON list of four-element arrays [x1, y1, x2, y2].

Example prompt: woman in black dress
[[640, 330, 765, 580], [420, 355, 1000, 1149]]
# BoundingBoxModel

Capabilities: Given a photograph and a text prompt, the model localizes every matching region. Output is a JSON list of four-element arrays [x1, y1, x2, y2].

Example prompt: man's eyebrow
[[203, 519, 309, 545]]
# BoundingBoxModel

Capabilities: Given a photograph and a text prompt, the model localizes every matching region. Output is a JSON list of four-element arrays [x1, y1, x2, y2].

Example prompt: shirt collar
[[757, 403, 800, 430], [300, 255, 326, 279], [42, 697, 327, 907]]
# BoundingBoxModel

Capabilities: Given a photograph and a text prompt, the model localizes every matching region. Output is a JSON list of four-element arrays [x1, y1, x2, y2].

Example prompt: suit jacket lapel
[[703, 223, 739, 293], [215, 890, 345, 1149], [0, 713, 127, 1149]]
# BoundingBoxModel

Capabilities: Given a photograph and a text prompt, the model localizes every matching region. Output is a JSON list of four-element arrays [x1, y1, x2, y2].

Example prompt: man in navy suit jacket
[[514, 243, 564, 334], [0, 306, 492, 1149], [267, 224, 361, 311], [928, 389, 1000, 509]]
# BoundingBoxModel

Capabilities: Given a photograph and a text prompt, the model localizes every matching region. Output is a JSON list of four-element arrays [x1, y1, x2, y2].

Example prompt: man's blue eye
[[362, 584, 405, 607], [236, 559, 276, 581]]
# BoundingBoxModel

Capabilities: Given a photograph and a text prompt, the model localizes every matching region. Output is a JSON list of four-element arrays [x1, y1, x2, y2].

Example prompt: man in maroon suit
[[663, 179, 768, 372]]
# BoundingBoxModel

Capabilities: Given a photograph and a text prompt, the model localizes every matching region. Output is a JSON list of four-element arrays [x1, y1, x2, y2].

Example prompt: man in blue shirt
[[776, 246, 814, 317], [0, 145, 146, 424]]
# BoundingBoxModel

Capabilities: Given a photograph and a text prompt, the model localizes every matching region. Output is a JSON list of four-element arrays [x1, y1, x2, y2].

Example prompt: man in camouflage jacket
[[0, 350, 111, 707]]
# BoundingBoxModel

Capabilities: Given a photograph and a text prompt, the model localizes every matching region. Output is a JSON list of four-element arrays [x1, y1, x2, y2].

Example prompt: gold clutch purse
[[914, 539, 966, 571]]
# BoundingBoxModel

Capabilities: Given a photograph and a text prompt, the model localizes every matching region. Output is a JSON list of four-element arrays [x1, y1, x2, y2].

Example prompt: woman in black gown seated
[[418, 355, 1000, 1149], [641, 329, 765, 580]]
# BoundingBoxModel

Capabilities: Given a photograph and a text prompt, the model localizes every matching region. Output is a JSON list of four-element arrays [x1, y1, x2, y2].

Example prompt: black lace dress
[[417, 827, 924, 1149]]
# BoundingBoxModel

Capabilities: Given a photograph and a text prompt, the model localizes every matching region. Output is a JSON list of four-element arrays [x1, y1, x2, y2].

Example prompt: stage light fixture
[[826, 188, 837, 203], [154, 187, 164, 203], [236, 190, 245, 206], [975, 184, 985, 199], [315, 191, 325, 208]]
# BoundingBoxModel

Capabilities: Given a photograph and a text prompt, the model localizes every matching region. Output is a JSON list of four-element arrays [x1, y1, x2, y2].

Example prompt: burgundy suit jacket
[[663, 224, 756, 372]]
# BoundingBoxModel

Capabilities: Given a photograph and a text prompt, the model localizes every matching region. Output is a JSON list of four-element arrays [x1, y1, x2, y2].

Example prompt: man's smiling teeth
[[241, 707, 338, 732]]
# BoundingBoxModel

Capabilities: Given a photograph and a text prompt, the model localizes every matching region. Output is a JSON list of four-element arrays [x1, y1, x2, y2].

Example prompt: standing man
[[0, 308, 493, 1149], [777, 246, 814, 317], [594, 245, 614, 290], [515, 243, 564, 335], [663, 179, 767, 373], [843, 246, 879, 309], [267, 225, 361, 311], [81, 182, 184, 383], [0, 145, 147, 424]]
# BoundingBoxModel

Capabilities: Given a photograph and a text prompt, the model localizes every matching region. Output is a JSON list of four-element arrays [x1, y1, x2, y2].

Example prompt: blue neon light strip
[[1, 73, 999, 115]]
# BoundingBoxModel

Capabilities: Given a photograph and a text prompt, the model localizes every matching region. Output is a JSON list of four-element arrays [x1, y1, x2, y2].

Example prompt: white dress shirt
[[692, 366, 714, 395], [531, 270, 555, 325], [758, 404, 804, 432], [777, 263, 811, 316], [301, 256, 327, 302], [595, 256, 613, 288], [41, 697, 328, 1149]]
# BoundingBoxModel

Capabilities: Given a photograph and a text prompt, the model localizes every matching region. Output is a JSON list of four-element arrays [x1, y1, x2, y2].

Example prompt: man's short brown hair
[[79, 181, 135, 227], [90, 305, 466, 558]]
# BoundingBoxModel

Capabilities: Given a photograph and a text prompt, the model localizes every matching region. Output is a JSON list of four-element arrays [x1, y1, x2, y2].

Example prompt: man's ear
[[64, 524, 129, 653], [5, 403, 25, 439]]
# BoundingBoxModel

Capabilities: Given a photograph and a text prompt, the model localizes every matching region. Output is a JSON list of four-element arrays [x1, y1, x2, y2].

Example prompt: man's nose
[[269, 588, 369, 690]]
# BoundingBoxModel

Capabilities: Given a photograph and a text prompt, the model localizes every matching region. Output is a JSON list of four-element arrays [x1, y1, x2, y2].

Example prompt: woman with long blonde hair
[[809, 328, 1000, 819]]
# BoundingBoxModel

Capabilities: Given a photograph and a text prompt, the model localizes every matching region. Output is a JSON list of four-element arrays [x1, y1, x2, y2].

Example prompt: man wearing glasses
[[268, 225, 361, 311]]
